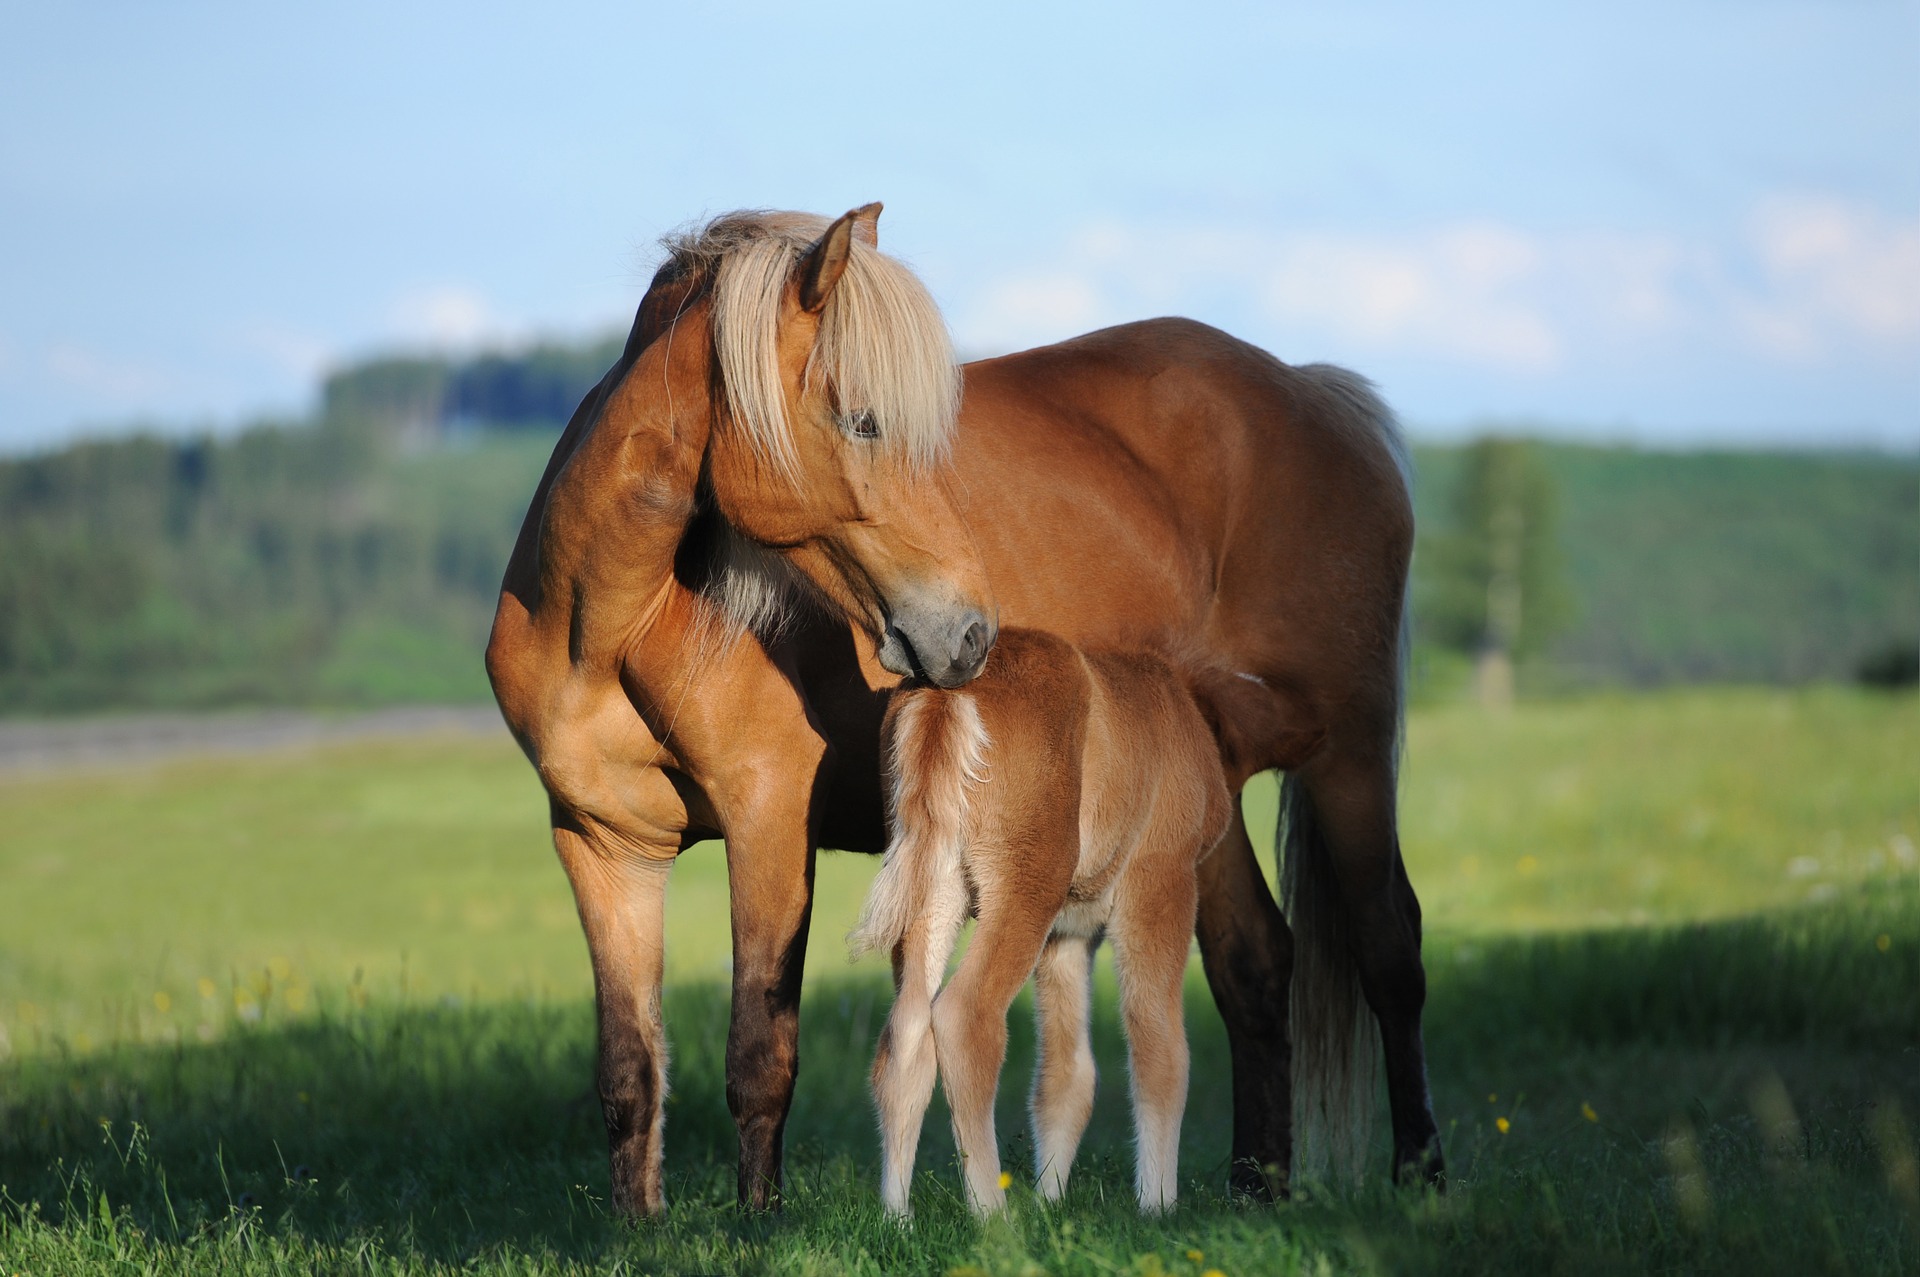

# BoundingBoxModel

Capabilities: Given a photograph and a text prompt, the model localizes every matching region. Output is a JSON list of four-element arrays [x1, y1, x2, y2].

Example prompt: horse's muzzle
[[879, 608, 996, 688]]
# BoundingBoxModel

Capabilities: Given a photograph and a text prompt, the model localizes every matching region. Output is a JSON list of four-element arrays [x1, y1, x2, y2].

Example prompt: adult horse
[[487, 205, 1443, 1216]]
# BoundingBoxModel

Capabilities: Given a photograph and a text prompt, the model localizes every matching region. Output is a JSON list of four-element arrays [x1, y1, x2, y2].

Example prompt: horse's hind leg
[[552, 810, 674, 1217], [1029, 933, 1098, 1200], [1192, 798, 1294, 1199], [1301, 745, 1444, 1186], [1112, 853, 1199, 1212]]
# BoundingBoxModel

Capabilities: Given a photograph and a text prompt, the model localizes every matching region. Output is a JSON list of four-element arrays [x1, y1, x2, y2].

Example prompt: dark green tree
[[1418, 436, 1569, 702]]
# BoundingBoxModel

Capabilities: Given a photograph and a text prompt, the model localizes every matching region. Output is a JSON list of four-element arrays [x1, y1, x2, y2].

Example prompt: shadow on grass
[[1427, 872, 1920, 1051], [1, 880, 1915, 1272]]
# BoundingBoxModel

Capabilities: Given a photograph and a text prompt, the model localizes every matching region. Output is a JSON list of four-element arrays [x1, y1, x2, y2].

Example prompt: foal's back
[[958, 631, 1228, 900]]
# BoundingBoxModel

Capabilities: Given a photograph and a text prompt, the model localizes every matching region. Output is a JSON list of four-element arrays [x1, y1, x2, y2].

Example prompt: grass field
[[1, 687, 1916, 1273]]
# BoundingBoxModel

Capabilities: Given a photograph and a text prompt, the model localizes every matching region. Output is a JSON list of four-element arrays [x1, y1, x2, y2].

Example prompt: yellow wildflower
[[1496, 1117, 1511, 1134], [1581, 1102, 1599, 1123], [997, 1171, 1012, 1190]]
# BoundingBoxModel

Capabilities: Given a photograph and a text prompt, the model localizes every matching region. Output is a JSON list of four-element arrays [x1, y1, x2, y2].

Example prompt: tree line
[[1, 339, 1914, 715]]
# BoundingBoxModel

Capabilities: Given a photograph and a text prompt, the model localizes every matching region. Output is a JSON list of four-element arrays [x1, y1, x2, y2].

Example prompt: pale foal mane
[[668, 210, 962, 484]]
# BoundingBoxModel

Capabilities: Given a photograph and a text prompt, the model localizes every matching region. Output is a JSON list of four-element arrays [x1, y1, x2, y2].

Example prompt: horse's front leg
[[722, 794, 820, 1211], [551, 806, 675, 1217]]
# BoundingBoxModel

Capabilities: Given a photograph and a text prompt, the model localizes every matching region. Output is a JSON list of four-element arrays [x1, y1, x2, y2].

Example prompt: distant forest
[[1, 336, 1914, 715]]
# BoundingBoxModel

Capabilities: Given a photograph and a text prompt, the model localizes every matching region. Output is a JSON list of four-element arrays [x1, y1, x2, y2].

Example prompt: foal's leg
[[552, 810, 674, 1217], [1301, 746, 1444, 1186], [1029, 933, 1098, 1200], [871, 908, 966, 1216], [1112, 857, 1198, 1212], [1192, 796, 1294, 1199], [932, 891, 1058, 1215]]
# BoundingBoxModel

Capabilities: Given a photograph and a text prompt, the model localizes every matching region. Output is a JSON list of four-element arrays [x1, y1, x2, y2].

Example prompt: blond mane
[[663, 211, 962, 483]]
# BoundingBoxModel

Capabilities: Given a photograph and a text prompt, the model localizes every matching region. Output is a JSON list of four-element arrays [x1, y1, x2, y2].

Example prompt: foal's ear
[[798, 203, 882, 313]]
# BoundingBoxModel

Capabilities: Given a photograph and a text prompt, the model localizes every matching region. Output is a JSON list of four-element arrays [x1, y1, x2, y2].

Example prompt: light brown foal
[[851, 629, 1233, 1215]]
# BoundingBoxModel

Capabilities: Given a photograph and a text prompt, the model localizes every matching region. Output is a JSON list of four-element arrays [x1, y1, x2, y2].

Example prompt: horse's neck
[[535, 307, 716, 672]]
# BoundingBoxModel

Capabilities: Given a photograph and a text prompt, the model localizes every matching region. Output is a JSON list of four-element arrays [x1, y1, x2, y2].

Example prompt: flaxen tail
[[848, 691, 991, 968], [1278, 775, 1380, 1186], [1281, 362, 1405, 1188]]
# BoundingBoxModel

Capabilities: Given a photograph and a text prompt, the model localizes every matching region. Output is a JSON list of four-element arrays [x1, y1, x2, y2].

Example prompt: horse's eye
[[843, 410, 879, 439]]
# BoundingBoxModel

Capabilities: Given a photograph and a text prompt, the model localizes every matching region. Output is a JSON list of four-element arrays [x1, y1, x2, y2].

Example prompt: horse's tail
[[1281, 362, 1405, 1187], [1278, 775, 1380, 1186], [848, 690, 990, 962]]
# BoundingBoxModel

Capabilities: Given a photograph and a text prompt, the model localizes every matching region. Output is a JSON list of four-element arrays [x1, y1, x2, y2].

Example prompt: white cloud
[[239, 322, 334, 382], [42, 343, 192, 404], [948, 196, 1920, 381], [1256, 223, 1562, 369], [388, 284, 520, 350], [1734, 196, 1920, 359], [964, 272, 1108, 352]]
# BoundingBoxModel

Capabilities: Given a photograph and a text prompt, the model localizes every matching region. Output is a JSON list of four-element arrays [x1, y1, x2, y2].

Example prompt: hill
[[1412, 442, 1919, 688], [1, 338, 1914, 714]]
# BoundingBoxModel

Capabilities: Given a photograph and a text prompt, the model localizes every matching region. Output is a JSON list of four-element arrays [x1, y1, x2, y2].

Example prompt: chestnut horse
[[852, 629, 1234, 1216], [488, 205, 1443, 1214]]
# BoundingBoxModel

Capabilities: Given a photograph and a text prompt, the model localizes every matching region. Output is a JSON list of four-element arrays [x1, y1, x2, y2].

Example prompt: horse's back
[[956, 318, 1413, 772], [810, 318, 1415, 849]]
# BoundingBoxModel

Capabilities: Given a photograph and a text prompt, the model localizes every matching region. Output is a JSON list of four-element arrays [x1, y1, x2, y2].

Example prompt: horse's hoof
[[1394, 1138, 1446, 1192], [1228, 1158, 1289, 1203]]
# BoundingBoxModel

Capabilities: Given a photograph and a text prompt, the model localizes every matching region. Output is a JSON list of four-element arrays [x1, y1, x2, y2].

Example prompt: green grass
[[2, 688, 1917, 1273]]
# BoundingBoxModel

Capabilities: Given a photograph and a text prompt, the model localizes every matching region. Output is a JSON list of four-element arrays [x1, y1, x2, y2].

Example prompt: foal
[[850, 629, 1232, 1215]]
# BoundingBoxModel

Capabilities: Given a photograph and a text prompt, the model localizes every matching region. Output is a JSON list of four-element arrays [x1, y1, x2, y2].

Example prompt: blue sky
[[2, 0, 1916, 451]]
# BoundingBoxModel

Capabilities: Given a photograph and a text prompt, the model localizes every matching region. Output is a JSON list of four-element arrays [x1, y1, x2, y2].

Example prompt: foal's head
[[668, 206, 995, 687]]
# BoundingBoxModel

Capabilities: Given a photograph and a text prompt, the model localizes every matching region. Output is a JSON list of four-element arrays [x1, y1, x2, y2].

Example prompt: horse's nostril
[[959, 619, 987, 664]]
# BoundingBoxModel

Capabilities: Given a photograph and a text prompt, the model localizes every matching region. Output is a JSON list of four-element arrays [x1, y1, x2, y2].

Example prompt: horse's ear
[[851, 201, 882, 248], [798, 203, 881, 312], [798, 211, 855, 313]]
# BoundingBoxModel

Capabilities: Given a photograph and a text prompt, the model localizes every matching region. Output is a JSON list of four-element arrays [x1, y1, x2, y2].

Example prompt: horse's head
[[689, 205, 996, 687]]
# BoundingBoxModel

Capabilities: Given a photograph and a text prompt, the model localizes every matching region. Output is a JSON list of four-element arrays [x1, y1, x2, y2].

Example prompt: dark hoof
[[736, 1176, 784, 1214], [1229, 1158, 1290, 1203], [610, 1183, 667, 1221], [1394, 1138, 1446, 1192]]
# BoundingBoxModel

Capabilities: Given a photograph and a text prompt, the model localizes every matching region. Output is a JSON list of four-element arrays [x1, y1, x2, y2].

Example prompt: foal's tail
[[848, 691, 991, 965]]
